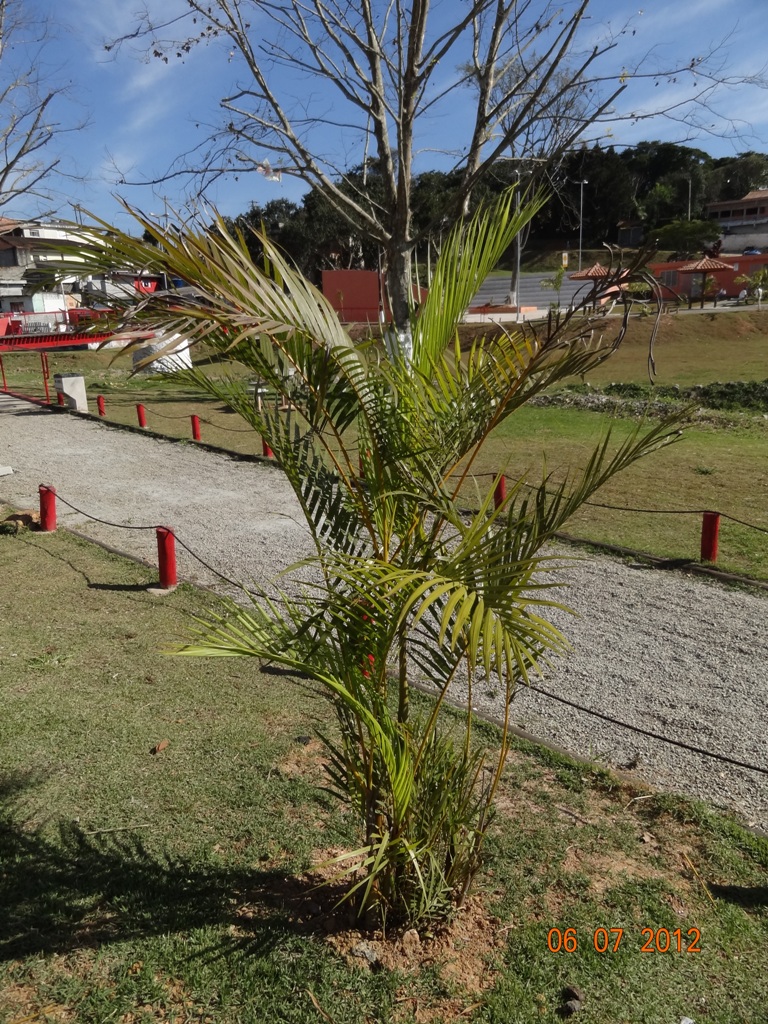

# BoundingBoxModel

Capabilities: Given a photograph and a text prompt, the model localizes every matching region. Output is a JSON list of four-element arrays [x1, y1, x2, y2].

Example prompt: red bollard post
[[493, 474, 507, 510], [97, 395, 106, 417], [39, 485, 57, 531], [156, 527, 178, 589], [56, 390, 65, 407], [191, 414, 201, 441], [700, 511, 720, 563], [136, 403, 147, 428], [1, 355, 7, 391], [262, 437, 274, 459]]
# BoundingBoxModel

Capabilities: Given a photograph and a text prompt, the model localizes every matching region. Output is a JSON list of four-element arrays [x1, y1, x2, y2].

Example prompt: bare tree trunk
[[0, 0, 83, 210], [384, 244, 414, 365]]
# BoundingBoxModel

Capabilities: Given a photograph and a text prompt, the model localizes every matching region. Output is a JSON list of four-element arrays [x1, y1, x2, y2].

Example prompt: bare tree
[[486, 56, 593, 307], [0, 0, 83, 215], [109, 0, 764, 348]]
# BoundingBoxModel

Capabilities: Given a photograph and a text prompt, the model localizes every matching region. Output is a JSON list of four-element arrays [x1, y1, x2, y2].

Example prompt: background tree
[[224, 139, 768, 281], [109, 0, 756, 349], [535, 146, 636, 248], [707, 152, 768, 202], [230, 197, 310, 273], [620, 142, 712, 226], [652, 219, 718, 256]]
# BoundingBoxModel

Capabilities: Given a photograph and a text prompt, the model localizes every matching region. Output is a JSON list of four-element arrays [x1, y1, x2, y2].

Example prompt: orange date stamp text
[[546, 927, 702, 953]]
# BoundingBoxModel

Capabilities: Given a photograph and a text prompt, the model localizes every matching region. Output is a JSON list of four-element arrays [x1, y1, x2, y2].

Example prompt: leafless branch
[[104, 0, 768, 327], [0, 0, 88, 214]]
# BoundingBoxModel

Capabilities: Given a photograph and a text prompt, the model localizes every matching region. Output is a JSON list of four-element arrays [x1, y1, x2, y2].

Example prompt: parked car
[[742, 247, 762, 255]]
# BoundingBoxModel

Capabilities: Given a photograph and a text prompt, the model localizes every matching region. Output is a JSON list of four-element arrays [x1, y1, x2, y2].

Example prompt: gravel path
[[2, 396, 767, 832]]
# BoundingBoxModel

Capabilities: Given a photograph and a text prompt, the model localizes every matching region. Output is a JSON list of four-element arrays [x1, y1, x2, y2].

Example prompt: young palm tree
[[60, 189, 677, 927]]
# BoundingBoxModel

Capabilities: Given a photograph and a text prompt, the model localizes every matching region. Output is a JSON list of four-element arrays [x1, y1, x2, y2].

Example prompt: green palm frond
[[412, 186, 548, 371], [496, 415, 683, 562]]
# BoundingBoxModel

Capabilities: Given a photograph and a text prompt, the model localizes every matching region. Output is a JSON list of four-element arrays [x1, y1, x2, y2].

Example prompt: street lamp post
[[514, 168, 521, 321], [578, 179, 588, 271]]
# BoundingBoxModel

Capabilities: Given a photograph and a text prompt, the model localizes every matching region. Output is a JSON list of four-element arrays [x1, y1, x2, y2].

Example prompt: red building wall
[[322, 270, 382, 323]]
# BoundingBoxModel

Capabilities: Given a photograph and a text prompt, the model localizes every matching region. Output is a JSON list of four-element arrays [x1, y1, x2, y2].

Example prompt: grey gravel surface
[[2, 397, 767, 832]]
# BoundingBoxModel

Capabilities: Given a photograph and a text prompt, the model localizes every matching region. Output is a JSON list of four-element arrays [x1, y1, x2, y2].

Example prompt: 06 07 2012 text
[[546, 927, 702, 953]]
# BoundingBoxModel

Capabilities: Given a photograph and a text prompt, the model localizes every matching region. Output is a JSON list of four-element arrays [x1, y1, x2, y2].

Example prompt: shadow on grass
[[0, 770, 354, 963], [19, 538, 154, 594], [86, 582, 155, 592], [708, 882, 768, 908]]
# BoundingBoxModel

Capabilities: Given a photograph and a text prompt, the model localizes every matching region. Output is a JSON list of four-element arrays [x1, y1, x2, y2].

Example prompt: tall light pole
[[578, 179, 588, 271], [514, 168, 521, 321]]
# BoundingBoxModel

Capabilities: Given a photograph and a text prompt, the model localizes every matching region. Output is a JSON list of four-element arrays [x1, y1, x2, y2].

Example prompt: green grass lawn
[[577, 309, 768, 388], [472, 406, 768, 581], [1, 525, 767, 1023]]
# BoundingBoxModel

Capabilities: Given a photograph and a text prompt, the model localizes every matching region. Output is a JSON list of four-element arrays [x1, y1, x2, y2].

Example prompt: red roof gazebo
[[678, 256, 732, 307], [568, 262, 611, 280]]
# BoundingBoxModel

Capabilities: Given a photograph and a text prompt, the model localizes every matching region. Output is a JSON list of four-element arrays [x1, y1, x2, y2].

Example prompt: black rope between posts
[[581, 497, 768, 536], [446, 472, 768, 536], [199, 417, 255, 433], [137, 406, 195, 421], [83, 399, 768, 540], [525, 683, 768, 778], [720, 512, 768, 535], [121, 400, 275, 434], [168, 533, 243, 590], [47, 488, 242, 589], [39, 488, 768, 781], [52, 490, 159, 530]]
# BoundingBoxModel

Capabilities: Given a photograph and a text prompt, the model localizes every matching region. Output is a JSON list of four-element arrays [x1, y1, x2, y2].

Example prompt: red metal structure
[[0, 330, 114, 353], [0, 309, 114, 353]]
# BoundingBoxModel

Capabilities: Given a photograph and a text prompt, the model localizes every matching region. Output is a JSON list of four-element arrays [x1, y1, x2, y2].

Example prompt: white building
[[706, 189, 768, 253], [0, 218, 86, 316]]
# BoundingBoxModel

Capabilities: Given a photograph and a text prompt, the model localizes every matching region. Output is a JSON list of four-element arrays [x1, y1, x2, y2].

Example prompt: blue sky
[[10, 0, 768, 231]]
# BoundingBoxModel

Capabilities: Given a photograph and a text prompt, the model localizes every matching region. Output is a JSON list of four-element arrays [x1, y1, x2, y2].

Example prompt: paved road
[[468, 271, 767, 315]]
